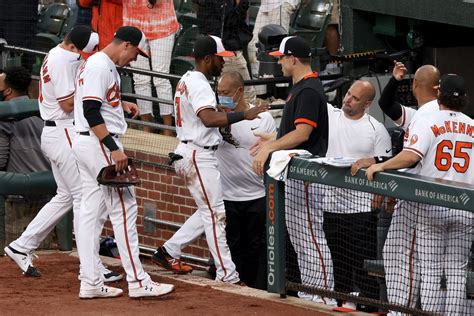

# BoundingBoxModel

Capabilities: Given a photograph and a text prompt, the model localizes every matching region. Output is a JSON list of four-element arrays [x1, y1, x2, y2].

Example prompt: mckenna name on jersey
[[430, 120, 474, 138]]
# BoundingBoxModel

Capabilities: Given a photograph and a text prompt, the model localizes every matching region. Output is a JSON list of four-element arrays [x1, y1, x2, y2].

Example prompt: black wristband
[[101, 134, 119, 152], [227, 112, 245, 125]]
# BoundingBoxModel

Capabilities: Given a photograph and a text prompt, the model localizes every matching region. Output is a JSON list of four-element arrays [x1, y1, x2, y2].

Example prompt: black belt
[[79, 131, 117, 137], [44, 120, 74, 126], [181, 140, 218, 150]]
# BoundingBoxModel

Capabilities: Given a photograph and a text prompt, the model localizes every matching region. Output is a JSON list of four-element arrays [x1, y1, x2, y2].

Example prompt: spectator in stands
[[0, 66, 50, 173], [324, 0, 339, 56], [78, 0, 122, 50], [251, 36, 333, 303], [194, 0, 256, 104], [322, 80, 391, 312], [216, 71, 276, 289], [75, 0, 93, 26], [247, 0, 299, 96], [123, 0, 179, 135]]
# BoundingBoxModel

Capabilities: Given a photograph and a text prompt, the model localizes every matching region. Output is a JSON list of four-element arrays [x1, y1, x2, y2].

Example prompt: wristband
[[101, 134, 119, 152], [227, 112, 245, 125]]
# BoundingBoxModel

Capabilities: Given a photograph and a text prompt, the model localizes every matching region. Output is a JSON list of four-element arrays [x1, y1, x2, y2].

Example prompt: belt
[[79, 131, 117, 137], [181, 140, 218, 150], [44, 120, 74, 127]]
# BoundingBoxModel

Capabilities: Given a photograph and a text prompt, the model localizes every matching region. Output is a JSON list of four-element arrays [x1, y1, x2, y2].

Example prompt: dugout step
[[364, 259, 474, 298]]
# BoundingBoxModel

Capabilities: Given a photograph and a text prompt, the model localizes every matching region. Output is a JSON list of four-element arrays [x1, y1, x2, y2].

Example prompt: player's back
[[415, 110, 474, 184], [39, 45, 83, 121], [174, 71, 221, 147]]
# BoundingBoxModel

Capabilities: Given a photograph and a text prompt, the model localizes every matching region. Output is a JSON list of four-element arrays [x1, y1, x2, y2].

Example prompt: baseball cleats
[[4, 246, 41, 277], [152, 246, 193, 274], [79, 286, 123, 299], [128, 280, 174, 298]]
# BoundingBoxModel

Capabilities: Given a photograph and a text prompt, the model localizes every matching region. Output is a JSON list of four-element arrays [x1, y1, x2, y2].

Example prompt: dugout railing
[[265, 155, 474, 315]]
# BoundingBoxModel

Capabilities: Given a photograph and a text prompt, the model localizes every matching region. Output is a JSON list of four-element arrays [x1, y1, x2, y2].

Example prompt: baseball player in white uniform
[[73, 26, 174, 299], [2, 26, 121, 281], [151, 36, 268, 283], [367, 74, 473, 315], [323, 80, 392, 311], [352, 62, 441, 313]]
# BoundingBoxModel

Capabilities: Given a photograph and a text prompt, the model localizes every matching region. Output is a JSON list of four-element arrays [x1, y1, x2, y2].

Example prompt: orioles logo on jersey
[[106, 83, 121, 107], [410, 134, 418, 145]]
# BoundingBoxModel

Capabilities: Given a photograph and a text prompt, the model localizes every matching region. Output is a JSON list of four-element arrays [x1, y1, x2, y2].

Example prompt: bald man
[[322, 80, 392, 311], [353, 62, 441, 313]]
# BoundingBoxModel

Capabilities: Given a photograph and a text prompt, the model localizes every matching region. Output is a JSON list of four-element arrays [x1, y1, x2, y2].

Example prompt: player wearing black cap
[[251, 35, 333, 304], [367, 74, 473, 315], [73, 25, 174, 299]]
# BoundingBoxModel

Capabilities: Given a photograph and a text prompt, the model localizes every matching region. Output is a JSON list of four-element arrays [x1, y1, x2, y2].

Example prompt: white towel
[[266, 149, 311, 181]]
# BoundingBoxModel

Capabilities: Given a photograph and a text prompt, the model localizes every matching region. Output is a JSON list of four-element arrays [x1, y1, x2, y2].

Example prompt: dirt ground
[[0, 252, 329, 316]]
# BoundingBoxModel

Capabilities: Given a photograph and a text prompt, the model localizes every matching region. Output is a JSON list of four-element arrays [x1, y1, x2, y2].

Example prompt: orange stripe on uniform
[[64, 128, 72, 148], [304, 183, 328, 290], [99, 142, 142, 287], [57, 91, 75, 102], [192, 150, 228, 281], [295, 118, 317, 128]]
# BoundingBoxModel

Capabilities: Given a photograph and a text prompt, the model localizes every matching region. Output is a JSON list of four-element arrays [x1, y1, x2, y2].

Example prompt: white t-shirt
[[174, 71, 222, 147], [74, 52, 127, 135], [39, 45, 83, 121], [323, 103, 392, 214], [403, 110, 474, 184], [216, 109, 276, 201]]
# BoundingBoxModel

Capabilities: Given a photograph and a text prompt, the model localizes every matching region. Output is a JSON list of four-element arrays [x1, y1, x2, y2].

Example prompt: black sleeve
[[83, 99, 104, 128], [378, 76, 403, 121], [294, 89, 323, 129]]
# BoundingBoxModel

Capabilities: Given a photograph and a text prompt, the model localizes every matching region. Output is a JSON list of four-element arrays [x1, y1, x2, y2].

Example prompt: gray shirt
[[0, 96, 50, 173]]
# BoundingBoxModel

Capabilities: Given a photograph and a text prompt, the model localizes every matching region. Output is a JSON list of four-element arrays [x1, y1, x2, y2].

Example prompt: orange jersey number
[[435, 140, 472, 173]]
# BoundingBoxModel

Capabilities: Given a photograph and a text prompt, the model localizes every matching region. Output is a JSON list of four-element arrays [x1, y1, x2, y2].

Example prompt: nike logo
[[251, 127, 258, 131], [386, 149, 392, 153]]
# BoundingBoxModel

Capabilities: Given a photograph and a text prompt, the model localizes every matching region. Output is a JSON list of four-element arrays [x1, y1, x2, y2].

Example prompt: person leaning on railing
[[366, 74, 473, 315]]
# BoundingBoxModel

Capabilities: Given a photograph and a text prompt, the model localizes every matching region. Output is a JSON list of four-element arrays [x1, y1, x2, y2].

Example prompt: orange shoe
[[152, 246, 193, 274]]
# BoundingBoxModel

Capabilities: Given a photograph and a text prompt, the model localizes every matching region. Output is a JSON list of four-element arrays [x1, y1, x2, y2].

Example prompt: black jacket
[[193, 0, 252, 51]]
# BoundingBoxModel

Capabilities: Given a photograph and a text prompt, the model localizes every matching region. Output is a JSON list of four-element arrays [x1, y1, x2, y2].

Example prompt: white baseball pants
[[285, 180, 334, 292], [164, 142, 239, 283], [11, 121, 82, 252], [383, 200, 421, 313], [418, 206, 473, 315], [73, 133, 150, 290]]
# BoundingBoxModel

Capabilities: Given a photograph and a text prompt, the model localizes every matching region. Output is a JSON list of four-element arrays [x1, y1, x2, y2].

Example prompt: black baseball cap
[[439, 74, 466, 97], [68, 25, 99, 53], [269, 36, 312, 58], [114, 26, 150, 58], [193, 35, 235, 58]]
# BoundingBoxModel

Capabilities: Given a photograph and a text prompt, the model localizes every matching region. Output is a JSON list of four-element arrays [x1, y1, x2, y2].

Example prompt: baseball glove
[[97, 158, 140, 187]]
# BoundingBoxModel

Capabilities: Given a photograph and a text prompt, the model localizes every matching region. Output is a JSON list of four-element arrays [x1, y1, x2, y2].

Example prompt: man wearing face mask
[[0, 66, 50, 173], [151, 36, 268, 283], [215, 71, 276, 288]]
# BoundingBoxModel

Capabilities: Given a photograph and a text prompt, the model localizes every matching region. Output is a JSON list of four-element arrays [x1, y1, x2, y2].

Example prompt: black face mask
[[0, 89, 6, 102]]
